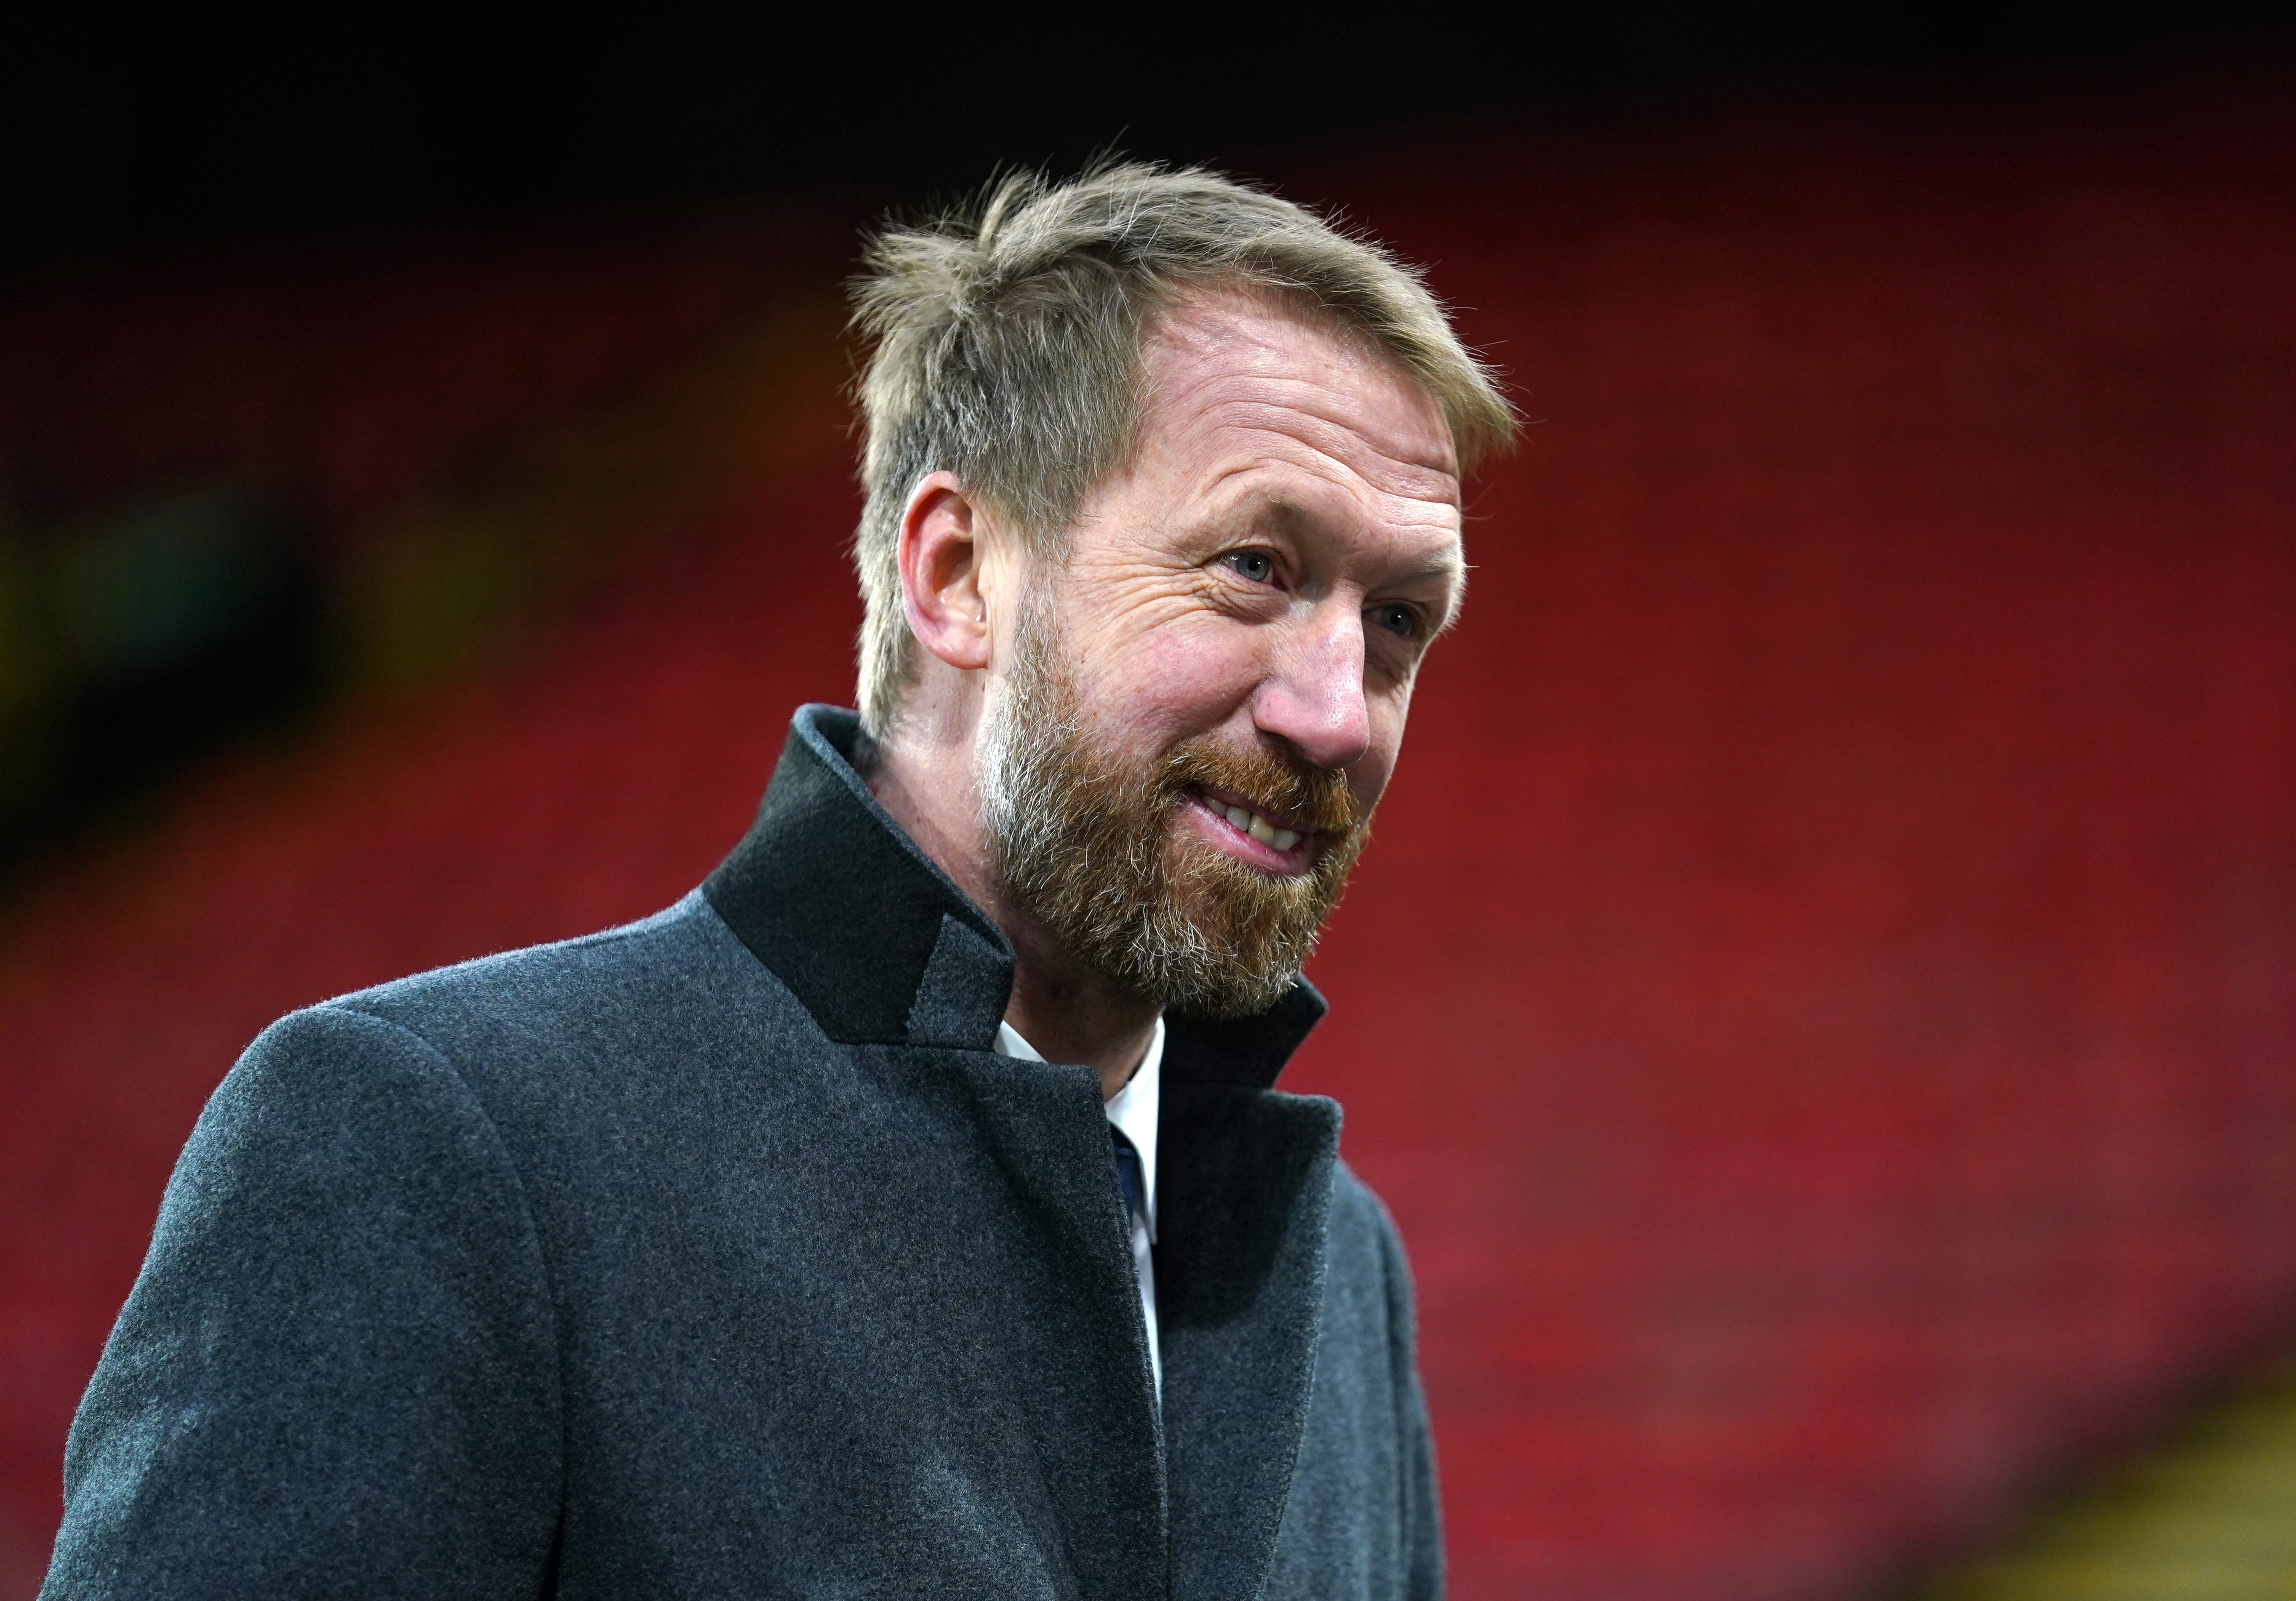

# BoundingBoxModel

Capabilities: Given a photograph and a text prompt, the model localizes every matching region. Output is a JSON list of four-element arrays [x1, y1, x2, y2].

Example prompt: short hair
[[846, 162, 1517, 735]]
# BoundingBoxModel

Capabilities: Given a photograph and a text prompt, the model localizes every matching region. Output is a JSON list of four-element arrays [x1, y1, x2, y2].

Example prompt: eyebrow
[[1398, 550, 1468, 585], [1417, 554, 1470, 633]]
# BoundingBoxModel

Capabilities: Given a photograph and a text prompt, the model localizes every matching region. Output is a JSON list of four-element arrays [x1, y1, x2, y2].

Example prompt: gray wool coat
[[43, 705, 1443, 1600]]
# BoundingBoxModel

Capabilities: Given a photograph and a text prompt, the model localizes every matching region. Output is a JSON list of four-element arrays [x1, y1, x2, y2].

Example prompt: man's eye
[[1371, 602, 1420, 638], [1222, 550, 1275, 583]]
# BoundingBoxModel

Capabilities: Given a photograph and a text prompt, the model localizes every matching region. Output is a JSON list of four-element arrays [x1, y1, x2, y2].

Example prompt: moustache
[[1156, 739, 1362, 841]]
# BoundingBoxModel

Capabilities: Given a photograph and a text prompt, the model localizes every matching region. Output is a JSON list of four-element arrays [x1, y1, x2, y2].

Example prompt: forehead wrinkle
[[1157, 355, 1457, 471], [1143, 302, 1460, 485], [1182, 399, 1460, 512], [1176, 439, 1460, 561]]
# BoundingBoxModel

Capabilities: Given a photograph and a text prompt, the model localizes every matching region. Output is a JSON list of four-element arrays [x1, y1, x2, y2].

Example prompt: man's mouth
[[1188, 784, 1309, 854]]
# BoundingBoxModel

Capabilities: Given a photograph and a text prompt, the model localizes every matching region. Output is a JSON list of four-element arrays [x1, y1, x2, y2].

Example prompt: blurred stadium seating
[[1, 53, 2291, 1601]]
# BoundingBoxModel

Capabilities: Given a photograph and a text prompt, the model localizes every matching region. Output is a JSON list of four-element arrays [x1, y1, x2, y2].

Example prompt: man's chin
[[1136, 861, 1332, 1018], [1150, 949, 1305, 1020]]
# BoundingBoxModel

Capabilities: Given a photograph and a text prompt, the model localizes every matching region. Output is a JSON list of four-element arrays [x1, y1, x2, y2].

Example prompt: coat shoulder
[[308, 891, 810, 1101], [206, 892, 827, 1197], [331, 889, 761, 1033]]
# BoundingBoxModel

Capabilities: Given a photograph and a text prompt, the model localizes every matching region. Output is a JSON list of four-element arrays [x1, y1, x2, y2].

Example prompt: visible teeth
[[1211, 795, 1301, 851]]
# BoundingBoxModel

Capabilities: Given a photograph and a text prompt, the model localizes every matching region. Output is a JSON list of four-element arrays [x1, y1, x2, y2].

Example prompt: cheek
[[1076, 618, 1267, 742]]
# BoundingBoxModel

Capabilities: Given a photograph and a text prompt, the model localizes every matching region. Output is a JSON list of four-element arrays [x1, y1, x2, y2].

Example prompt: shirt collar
[[996, 1017, 1162, 1242]]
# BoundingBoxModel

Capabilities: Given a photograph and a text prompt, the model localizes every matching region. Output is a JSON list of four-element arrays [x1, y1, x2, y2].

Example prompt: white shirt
[[993, 1017, 1162, 1401]]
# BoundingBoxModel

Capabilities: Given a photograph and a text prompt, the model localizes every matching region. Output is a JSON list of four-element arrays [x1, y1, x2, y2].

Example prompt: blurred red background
[[2, 53, 2292, 1601]]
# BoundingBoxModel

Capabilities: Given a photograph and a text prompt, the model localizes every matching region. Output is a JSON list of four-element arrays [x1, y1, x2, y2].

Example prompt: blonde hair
[[847, 162, 1516, 735]]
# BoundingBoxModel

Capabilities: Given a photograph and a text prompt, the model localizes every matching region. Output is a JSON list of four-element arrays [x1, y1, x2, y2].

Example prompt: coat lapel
[[932, 1045, 1172, 1601], [1156, 1026, 1341, 1601]]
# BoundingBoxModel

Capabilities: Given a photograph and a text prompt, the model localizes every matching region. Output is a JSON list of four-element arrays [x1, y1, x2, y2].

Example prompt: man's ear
[[898, 471, 992, 673]]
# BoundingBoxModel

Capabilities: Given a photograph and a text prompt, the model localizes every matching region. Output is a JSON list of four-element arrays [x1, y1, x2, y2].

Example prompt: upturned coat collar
[[703, 705, 1329, 1085]]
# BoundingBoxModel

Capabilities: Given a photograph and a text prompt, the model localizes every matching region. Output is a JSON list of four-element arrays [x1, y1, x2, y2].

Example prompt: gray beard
[[976, 597, 1367, 1018]]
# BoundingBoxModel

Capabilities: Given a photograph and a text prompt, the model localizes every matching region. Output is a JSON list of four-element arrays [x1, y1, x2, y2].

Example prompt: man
[[44, 165, 1513, 1599]]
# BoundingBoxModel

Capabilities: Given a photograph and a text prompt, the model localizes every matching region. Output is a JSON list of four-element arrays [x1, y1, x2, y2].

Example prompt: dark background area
[[4, 5, 2289, 271]]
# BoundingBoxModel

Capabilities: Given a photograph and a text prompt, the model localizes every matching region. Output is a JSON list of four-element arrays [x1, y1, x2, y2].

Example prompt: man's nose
[[1251, 603, 1371, 771]]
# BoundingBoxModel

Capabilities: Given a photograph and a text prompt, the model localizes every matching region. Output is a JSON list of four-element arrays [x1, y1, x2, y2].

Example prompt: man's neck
[[867, 725, 1159, 1100]]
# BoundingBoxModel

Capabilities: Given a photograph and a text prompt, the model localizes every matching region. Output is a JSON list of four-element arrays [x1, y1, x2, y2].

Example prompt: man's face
[[979, 290, 1465, 1014]]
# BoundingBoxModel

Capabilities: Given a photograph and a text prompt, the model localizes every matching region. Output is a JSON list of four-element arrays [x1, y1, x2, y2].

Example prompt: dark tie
[[1111, 1128, 1145, 1227]]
